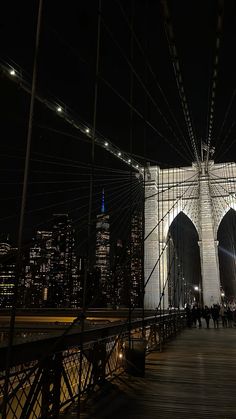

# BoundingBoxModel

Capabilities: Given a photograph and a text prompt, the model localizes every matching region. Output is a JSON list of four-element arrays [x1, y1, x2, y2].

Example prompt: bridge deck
[[65, 326, 236, 418]]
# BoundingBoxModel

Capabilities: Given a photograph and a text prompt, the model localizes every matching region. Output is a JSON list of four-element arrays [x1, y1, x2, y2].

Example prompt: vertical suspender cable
[[161, 170, 165, 316], [128, 0, 134, 349], [78, 1, 102, 417], [177, 168, 182, 308], [167, 168, 170, 309], [141, 0, 148, 335], [173, 167, 177, 308], [157, 168, 161, 349], [2, 2, 43, 418]]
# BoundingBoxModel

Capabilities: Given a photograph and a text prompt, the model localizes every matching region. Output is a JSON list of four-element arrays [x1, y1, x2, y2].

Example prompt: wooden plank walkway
[[66, 327, 236, 418]]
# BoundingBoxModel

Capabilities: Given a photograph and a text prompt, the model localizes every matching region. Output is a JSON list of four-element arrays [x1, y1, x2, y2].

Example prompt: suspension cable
[[161, 0, 201, 168], [2, 2, 43, 418], [205, 0, 224, 170], [101, 13, 193, 163], [115, 0, 194, 162], [144, 173, 198, 241]]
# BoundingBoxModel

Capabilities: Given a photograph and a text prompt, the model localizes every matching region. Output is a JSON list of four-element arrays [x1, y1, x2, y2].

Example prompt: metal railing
[[0, 312, 185, 418]]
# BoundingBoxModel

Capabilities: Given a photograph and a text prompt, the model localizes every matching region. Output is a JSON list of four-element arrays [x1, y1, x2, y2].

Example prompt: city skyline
[[1, 1, 236, 307], [0, 189, 144, 309]]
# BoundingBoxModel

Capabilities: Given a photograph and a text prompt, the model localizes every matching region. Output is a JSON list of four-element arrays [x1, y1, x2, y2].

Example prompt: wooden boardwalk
[[66, 326, 236, 419]]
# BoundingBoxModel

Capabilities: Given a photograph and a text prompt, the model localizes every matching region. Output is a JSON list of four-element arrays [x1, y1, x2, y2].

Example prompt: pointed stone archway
[[144, 161, 236, 309], [217, 208, 236, 301], [168, 211, 201, 308]]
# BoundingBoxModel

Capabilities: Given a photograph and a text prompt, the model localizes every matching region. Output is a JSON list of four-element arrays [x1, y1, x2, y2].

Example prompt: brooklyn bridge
[[1, 0, 236, 418]]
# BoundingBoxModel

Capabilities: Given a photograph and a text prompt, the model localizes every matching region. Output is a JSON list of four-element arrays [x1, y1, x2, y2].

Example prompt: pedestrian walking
[[196, 305, 202, 328], [185, 304, 192, 328], [220, 304, 227, 328], [211, 304, 220, 328], [227, 306, 233, 327], [191, 306, 197, 327], [203, 305, 211, 328]]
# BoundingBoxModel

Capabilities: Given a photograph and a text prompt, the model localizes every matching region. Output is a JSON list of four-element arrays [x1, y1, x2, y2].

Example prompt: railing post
[[41, 352, 63, 418], [90, 342, 107, 387]]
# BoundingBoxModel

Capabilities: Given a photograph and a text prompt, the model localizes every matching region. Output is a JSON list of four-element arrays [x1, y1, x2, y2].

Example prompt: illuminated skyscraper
[[112, 239, 129, 307], [95, 190, 110, 302], [0, 236, 17, 308], [25, 230, 53, 307], [25, 214, 79, 307], [111, 211, 143, 308], [127, 211, 143, 307]]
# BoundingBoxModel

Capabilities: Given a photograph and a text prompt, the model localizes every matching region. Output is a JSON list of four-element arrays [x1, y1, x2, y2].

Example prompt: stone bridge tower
[[144, 161, 236, 309]]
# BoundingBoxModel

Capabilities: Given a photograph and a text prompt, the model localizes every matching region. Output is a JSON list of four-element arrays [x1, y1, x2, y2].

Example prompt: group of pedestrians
[[185, 303, 235, 329]]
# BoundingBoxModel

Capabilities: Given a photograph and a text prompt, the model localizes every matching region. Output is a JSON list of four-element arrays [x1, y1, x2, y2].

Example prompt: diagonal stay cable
[[115, 0, 194, 162], [101, 15, 193, 163], [205, 0, 224, 169], [144, 173, 198, 241], [144, 179, 198, 289], [161, 0, 200, 168]]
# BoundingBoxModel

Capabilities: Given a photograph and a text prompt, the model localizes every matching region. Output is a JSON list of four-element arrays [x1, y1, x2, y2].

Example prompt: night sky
[[1, 1, 236, 290]]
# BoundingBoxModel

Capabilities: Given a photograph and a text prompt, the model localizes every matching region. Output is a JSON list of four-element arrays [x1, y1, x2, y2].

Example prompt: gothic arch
[[217, 207, 236, 300], [164, 208, 199, 240], [216, 204, 236, 235]]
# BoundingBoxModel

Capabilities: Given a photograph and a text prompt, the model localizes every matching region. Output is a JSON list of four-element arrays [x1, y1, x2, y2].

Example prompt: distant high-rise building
[[71, 256, 84, 308], [110, 210, 143, 309], [111, 239, 129, 307], [0, 236, 17, 308], [25, 230, 53, 307], [26, 214, 79, 307], [129, 211, 143, 307], [95, 190, 110, 303]]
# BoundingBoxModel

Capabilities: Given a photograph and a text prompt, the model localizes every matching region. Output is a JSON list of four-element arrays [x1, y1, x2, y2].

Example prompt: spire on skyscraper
[[101, 188, 105, 213]]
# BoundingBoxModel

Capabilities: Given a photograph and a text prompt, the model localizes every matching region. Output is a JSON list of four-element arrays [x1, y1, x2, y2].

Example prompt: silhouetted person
[[211, 304, 220, 328], [191, 306, 197, 327], [203, 305, 211, 328], [196, 305, 202, 328], [185, 304, 192, 327], [220, 304, 227, 328], [227, 306, 233, 328]]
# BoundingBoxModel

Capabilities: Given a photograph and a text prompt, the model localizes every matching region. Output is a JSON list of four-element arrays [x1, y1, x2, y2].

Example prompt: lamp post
[[193, 285, 200, 304]]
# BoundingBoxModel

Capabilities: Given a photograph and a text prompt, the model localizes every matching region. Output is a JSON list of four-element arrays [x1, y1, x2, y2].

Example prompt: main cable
[[205, 0, 224, 170], [161, 0, 201, 168]]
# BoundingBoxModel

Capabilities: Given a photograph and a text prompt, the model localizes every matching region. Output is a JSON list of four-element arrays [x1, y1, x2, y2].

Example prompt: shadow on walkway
[[64, 327, 236, 419]]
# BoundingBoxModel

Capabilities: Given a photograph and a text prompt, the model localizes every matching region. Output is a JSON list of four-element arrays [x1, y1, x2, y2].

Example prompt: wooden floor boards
[[66, 327, 236, 419]]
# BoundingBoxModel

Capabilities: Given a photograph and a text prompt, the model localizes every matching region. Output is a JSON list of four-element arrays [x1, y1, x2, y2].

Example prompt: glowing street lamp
[[9, 69, 16, 76], [57, 106, 62, 113]]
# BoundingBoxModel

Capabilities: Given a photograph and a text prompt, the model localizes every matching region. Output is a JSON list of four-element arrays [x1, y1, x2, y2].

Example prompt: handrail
[[0, 313, 184, 368]]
